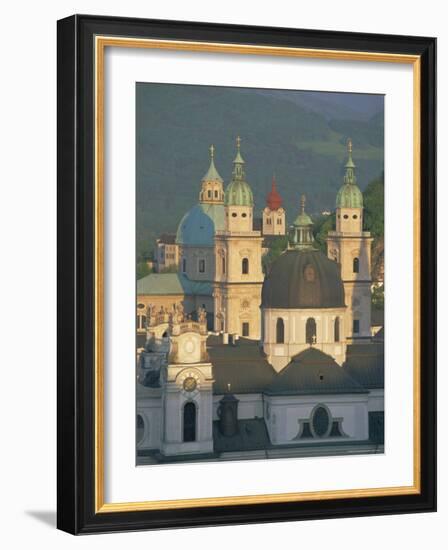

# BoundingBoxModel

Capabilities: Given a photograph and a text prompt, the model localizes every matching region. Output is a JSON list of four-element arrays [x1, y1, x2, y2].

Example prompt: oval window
[[242, 213, 247, 218], [312, 406, 330, 437], [232, 212, 237, 218]]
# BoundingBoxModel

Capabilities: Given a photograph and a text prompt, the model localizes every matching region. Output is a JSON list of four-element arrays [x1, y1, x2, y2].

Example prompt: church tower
[[213, 137, 264, 339], [326, 139, 373, 340], [160, 308, 214, 457], [262, 176, 286, 235]]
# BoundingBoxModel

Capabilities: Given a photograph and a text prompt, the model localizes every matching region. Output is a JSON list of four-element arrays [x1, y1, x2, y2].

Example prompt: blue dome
[[176, 203, 225, 246]]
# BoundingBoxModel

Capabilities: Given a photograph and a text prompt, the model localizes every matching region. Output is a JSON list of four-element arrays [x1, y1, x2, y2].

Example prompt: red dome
[[266, 176, 283, 210]]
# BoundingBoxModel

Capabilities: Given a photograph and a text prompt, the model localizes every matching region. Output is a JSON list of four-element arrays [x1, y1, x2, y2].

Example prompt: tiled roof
[[343, 342, 384, 389], [157, 233, 176, 245], [213, 419, 270, 453], [264, 348, 367, 396], [137, 273, 213, 296], [207, 336, 276, 394]]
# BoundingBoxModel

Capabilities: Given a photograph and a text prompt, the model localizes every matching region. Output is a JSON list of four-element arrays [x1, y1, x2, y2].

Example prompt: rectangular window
[[182, 258, 186, 273], [198, 259, 205, 273], [242, 322, 249, 337], [353, 320, 360, 334]]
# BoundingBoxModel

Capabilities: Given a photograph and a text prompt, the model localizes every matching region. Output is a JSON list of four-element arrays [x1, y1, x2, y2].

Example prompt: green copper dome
[[224, 137, 254, 207], [336, 139, 363, 208], [336, 184, 363, 208], [224, 180, 254, 207]]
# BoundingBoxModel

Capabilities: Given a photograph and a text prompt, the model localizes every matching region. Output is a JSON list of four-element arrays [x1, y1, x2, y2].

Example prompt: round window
[[343, 214, 349, 219], [232, 212, 237, 218], [242, 213, 247, 218], [353, 214, 358, 219], [312, 406, 330, 437]]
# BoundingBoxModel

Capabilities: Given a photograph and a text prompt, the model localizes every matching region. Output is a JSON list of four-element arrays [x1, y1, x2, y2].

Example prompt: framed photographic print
[[57, 15, 436, 534]]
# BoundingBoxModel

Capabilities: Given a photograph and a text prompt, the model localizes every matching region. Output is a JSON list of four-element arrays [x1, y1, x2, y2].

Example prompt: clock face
[[183, 377, 197, 392]]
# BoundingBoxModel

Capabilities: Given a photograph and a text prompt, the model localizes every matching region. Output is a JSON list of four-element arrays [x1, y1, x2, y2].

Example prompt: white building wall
[[263, 307, 347, 370], [264, 394, 369, 445]]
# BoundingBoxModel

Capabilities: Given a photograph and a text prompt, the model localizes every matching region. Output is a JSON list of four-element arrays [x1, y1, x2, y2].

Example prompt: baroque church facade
[[136, 139, 384, 463]]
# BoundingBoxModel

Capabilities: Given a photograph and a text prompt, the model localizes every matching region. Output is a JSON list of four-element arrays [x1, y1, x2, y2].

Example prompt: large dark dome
[[262, 249, 345, 309]]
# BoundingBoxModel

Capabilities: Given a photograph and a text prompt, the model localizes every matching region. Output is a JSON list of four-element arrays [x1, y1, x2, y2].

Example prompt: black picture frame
[[57, 14, 436, 534]]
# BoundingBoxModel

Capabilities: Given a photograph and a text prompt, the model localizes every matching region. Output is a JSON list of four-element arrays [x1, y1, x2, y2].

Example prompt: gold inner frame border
[[94, 35, 421, 513]]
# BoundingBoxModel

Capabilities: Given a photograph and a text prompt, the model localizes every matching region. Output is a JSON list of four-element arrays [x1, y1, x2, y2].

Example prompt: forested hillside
[[136, 84, 384, 258]]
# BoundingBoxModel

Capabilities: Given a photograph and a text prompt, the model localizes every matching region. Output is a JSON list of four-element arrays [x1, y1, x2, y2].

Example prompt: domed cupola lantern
[[289, 195, 315, 249]]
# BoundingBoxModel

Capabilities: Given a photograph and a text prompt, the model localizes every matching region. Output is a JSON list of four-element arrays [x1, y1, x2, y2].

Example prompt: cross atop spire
[[232, 135, 246, 180], [300, 194, 306, 214], [209, 144, 215, 159], [344, 137, 357, 185]]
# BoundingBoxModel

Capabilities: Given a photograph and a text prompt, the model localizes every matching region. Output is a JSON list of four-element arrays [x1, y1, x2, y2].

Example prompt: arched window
[[207, 190, 211, 198], [222, 256, 226, 274], [334, 317, 340, 342], [214, 190, 218, 198], [353, 257, 360, 273], [306, 318, 317, 344], [276, 318, 285, 343], [183, 402, 196, 442], [242, 258, 249, 274], [136, 414, 145, 444]]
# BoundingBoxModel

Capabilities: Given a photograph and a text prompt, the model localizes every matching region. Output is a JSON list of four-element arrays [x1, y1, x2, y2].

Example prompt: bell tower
[[262, 176, 286, 235], [213, 137, 264, 339], [326, 139, 373, 340]]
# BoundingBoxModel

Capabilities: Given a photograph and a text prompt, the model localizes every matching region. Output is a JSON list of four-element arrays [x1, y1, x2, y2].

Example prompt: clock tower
[[160, 307, 214, 457]]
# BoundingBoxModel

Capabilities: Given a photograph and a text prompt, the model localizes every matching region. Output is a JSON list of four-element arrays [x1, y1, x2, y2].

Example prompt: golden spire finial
[[236, 135, 241, 151], [209, 144, 215, 159], [347, 138, 353, 154], [227, 383, 231, 393], [300, 194, 306, 214]]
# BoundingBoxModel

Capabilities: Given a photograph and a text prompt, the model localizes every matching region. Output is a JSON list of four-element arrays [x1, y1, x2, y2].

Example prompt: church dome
[[336, 138, 363, 208], [262, 249, 345, 309], [224, 180, 254, 207], [336, 183, 363, 209], [224, 136, 254, 207], [176, 203, 225, 246]]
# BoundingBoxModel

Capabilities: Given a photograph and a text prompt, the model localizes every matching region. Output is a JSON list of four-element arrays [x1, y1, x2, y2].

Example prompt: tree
[[262, 236, 289, 274], [136, 261, 152, 280]]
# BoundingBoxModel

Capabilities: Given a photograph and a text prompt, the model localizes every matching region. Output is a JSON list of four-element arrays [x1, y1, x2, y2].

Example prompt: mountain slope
[[136, 84, 384, 256]]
